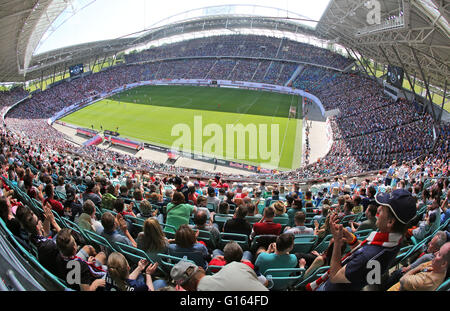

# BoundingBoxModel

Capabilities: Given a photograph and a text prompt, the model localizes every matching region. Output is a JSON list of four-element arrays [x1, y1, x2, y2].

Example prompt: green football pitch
[[61, 85, 303, 170]]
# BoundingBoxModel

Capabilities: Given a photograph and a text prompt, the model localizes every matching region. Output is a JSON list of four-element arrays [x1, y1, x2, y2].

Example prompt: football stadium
[[0, 0, 449, 298]]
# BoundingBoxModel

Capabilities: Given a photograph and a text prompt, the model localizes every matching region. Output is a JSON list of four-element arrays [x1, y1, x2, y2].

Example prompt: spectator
[[223, 205, 252, 237], [165, 191, 196, 233], [100, 212, 136, 247], [54, 228, 106, 291], [388, 242, 450, 291], [208, 241, 254, 271], [104, 252, 164, 291], [252, 206, 282, 237], [170, 260, 268, 291], [43, 183, 64, 216], [310, 189, 416, 291], [191, 210, 220, 248], [255, 233, 300, 276], [272, 201, 288, 218], [287, 198, 305, 227], [284, 211, 315, 235], [77, 199, 103, 233], [102, 184, 117, 211], [83, 181, 102, 208], [168, 224, 210, 269], [206, 186, 220, 212], [136, 217, 170, 263], [383, 231, 448, 290], [349, 204, 378, 233]]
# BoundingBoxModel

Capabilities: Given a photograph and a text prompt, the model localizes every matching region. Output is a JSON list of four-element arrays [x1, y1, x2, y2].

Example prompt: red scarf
[[306, 231, 403, 291]]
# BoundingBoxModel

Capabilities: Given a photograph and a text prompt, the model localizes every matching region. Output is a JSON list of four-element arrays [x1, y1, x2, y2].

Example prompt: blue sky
[[35, 0, 331, 54]]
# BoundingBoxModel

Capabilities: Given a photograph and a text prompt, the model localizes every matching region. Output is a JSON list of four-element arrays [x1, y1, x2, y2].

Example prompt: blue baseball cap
[[375, 189, 416, 224]]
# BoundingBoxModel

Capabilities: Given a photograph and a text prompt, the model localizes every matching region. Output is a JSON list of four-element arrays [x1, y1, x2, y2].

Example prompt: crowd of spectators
[[0, 121, 448, 291], [126, 35, 353, 70]]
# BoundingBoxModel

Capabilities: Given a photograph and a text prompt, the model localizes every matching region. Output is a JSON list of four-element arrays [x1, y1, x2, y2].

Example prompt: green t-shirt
[[255, 252, 298, 276], [165, 203, 195, 233]]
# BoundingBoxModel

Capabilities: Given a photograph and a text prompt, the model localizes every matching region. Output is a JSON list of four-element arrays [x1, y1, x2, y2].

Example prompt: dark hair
[[44, 183, 54, 198], [113, 198, 125, 213], [172, 192, 185, 205], [194, 211, 207, 227], [367, 204, 378, 218], [0, 197, 8, 220], [235, 206, 248, 219], [276, 233, 294, 252], [107, 184, 116, 195], [292, 199, 303, 209], [83, 199, 96, 215], [56, 228, 76, 257], [101, 212, 116, 233], [174, 224, 196, 248], [133, 189, 143, 201], [120, 185, 128, 195], [218, 202, 229, 214], [367, 186, 376, 197]]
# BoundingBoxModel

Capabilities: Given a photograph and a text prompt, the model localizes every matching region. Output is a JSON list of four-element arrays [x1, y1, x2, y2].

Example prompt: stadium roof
[[316, 0, 449, 91], [0, 0, 449, 92]]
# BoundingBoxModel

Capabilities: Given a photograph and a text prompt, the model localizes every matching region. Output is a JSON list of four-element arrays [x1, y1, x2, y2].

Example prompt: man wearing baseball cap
[[308, 189, 416, 291], [170, 260, 268, 291]]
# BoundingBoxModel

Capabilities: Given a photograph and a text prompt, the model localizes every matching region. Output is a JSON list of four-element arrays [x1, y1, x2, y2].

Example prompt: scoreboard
[[69, 64, 84, 77], [387, 65, 404, 88]]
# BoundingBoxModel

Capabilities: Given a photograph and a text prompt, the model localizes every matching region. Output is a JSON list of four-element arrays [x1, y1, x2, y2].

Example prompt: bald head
[[432, 242, 450, 273]]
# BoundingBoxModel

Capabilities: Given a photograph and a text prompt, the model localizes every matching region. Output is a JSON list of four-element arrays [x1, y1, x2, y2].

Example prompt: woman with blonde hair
[[105, 252, 164, 291], [137, 218, 169, 263]]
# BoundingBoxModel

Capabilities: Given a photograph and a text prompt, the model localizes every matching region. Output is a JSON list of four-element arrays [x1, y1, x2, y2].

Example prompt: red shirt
[[253, 221, 282, 236], [208, 258, 254, 273]]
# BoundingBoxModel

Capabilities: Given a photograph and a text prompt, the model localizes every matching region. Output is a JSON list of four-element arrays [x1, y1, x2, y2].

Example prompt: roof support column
[[438, 80, 447, 122], [388, 45, 417, 102], [347, 48, 381, 87], [99, 54, 108, 71], [410, 46, 437, 121]]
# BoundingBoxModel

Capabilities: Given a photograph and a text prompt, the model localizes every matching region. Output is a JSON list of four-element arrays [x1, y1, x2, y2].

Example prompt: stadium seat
[[113, 241, 166, 275], [157, 253, 196, 275], [313, 234, 333, 254], [219, 232, 250, 251], [245, 215, 262, 226], [214, 214, 233, 231], [196, 229, 219, 250], [436, 277, 450, 291], [294, 265, 330, 289], [0, 218, 69, 290], [80, 228, 118, 255], [264, 267, 306, 291], [355, 229, 374, 240], [292, 237, 318, 254], [206, 203, 216, 212], [250, 234, 278, 253], [160, 223, 177, 238]]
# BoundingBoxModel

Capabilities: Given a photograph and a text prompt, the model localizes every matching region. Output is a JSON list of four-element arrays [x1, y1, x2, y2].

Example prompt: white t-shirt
[[197, 262, 269, 291]]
